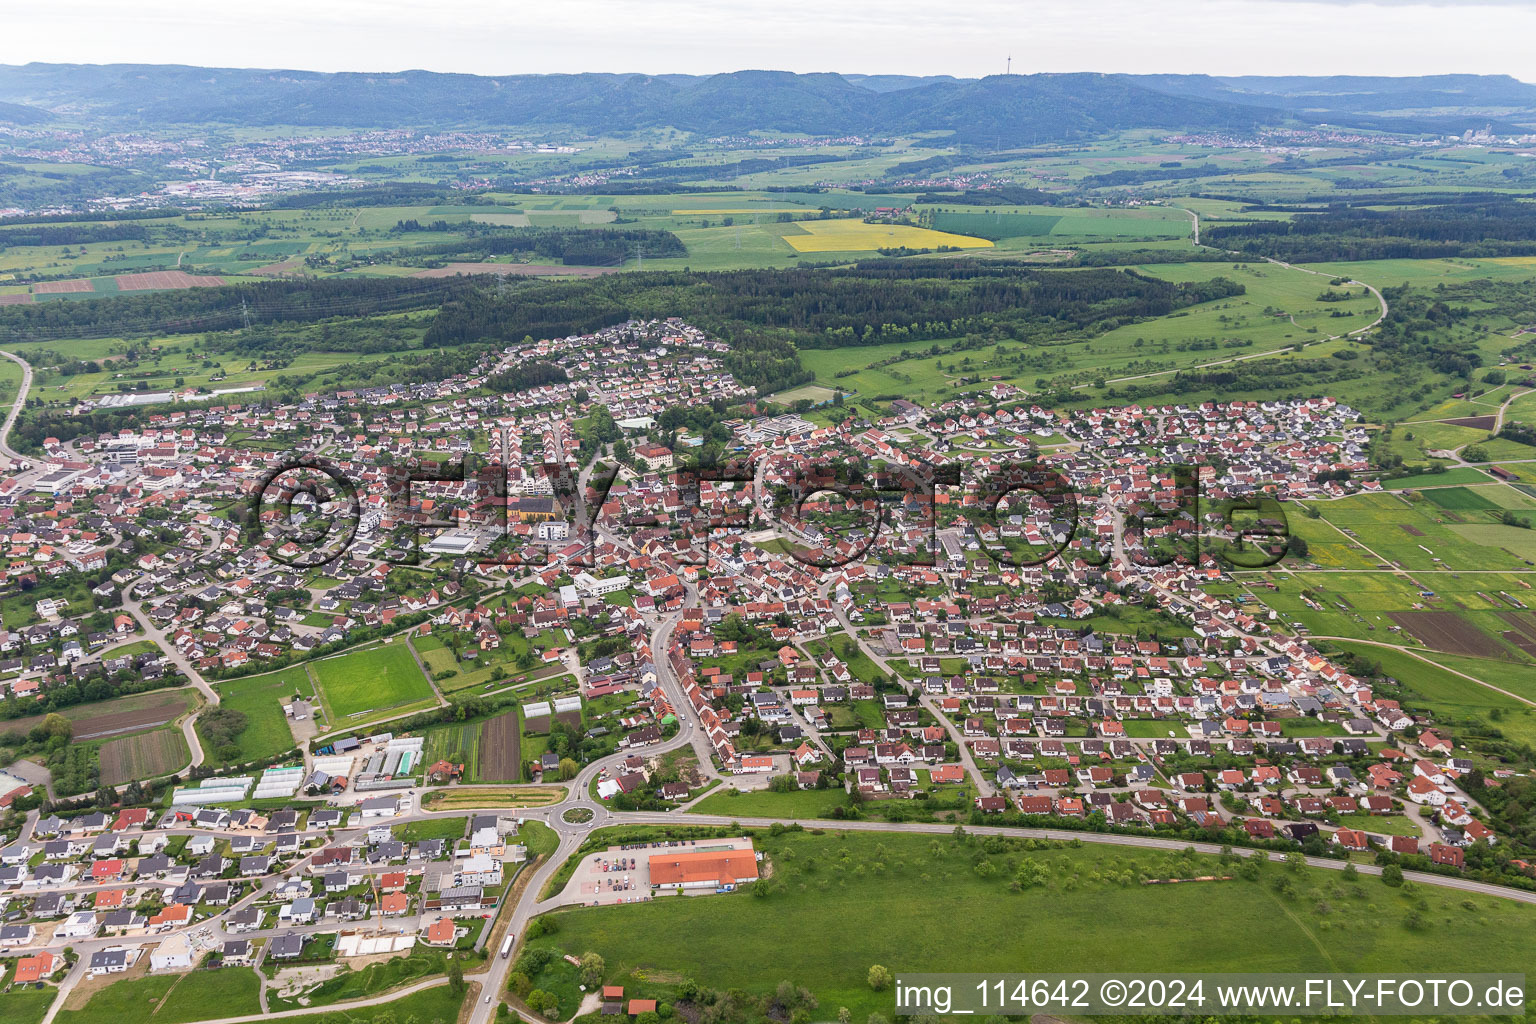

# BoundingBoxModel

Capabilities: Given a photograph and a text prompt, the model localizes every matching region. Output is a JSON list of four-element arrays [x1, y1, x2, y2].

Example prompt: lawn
[[691, 785, 853, 819], [152, 968, 262, 1023], [1278, 717, 1348, 737], [530, 829, 1536, 1023], [311, 642, 436, 722], [394, 816, 467, 843], [1121, 719, 1181, 738], [1337, 813, 1421, 837]]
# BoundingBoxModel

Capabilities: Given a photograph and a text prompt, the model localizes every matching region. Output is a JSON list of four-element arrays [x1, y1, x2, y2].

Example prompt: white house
[[53, 911, 101, 940], [150, 932, 195, 972], [360, 796, 403, 819]]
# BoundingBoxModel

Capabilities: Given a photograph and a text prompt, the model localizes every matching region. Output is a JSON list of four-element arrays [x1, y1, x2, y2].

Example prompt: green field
[[311, 642, 436, 723], [1422, 486, 1502, 511], [207, 667, 315, 763], [249, 983, 460, 1024], [395, 816, 467, 842], [691, 786, 852, 819], [531, 829, 1536, 1023], [1337, 813, 1421, 837], [0, 986, 55, 1024], [1325, 640, 1536, 749], [1383, 467, 1495, 490], [57, 968, 261, 1024]]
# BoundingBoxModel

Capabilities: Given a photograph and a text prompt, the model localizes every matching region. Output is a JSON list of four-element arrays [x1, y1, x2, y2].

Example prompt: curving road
[[0, 349, 33, 468]]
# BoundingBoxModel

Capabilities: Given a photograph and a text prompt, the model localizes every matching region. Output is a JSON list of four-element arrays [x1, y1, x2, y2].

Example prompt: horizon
[[5, 0, 1536, 82], [2, 61, 1535, 87]]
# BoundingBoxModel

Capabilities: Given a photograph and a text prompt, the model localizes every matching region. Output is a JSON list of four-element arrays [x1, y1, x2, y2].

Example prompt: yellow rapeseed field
[[782, 218, 994, 252]]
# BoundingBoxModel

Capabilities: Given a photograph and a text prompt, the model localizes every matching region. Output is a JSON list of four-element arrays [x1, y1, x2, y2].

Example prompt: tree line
[[1205, 198, 1536, 262]]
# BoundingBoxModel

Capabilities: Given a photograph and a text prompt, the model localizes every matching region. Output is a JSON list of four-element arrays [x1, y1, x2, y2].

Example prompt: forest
[[0, 275, 461, 344], [1204, 198, 1536, 261], [389, 222, 687, 265], [424, 262, 1243, 393]]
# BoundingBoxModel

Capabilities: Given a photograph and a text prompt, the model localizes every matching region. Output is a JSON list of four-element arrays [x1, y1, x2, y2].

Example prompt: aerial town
[[6, 12, 1536, 1020], [0, 311, 1525, 1022]]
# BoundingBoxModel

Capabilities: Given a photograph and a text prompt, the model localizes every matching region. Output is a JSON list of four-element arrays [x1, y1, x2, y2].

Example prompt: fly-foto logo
[[249, 453, 1293, 573]]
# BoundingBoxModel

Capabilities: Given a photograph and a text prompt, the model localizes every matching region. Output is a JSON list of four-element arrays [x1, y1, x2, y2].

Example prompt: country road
[[0, 349, 33, 468]]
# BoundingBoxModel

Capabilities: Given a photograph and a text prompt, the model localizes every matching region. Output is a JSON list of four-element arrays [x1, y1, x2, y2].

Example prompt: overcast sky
[[4, 0, 1535, 81]]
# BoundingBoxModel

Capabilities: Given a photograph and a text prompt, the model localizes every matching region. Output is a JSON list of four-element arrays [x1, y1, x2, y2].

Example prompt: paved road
[[0, 349, 33, 468]]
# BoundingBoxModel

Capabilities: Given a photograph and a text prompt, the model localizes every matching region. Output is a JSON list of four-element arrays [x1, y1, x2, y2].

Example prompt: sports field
[[781, 219, 993, 253], [311, 642, 436, 721], [770, 383, 838, 405]]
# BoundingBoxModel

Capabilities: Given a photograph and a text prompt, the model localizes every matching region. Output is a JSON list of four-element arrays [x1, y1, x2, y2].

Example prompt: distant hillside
[[1140, 73, 1536, 113], [0, 64, 1532, 140], [0, 98, 48, 124], [0, 64, 1266, 142]]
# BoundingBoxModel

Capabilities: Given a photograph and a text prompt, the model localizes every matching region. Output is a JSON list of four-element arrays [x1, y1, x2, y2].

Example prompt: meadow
[[0, 986, 54, 1024], [56, 968, 262, 1024], [1325, 640, 1536, 749], [1253, 560, 1536, 659], [1302, 490, 1536, 574], [531, 828, 1536, 1023], [795, 258, 1383, 411], [209, 666, 316, 763]]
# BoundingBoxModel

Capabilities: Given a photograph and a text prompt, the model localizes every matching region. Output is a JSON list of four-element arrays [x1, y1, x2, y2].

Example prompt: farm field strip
[[98, 728, 190, 786]]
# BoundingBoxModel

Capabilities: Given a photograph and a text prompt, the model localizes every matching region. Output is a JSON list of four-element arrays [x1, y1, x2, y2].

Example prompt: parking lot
[[558, 836, 759, 906], [565, 846, 653, 906]]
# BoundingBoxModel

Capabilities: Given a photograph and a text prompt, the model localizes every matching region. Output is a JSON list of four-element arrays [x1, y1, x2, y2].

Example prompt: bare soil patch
[[1389, 611, 1503, 657], [479, 710, 521, 782], [115, 270, 224, 290], [33, 279, 92, 294]]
